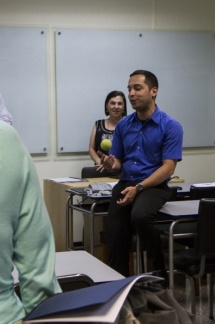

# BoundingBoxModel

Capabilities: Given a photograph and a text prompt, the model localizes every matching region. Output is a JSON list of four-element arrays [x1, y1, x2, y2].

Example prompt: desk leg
[[66, 194, 73, 251], [89, 212, 94, 255], [66, 201, 96, 256], [89, 203, 97, 255], [169, 222, 175, 294], [168, 218, 196, 295]]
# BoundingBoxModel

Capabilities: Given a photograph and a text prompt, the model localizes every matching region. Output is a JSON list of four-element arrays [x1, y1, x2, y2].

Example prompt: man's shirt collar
[[133, 105, 160, 124]]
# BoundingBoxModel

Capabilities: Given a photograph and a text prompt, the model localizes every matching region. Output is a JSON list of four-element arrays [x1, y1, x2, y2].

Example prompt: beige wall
[[1, 0, 215, 190]]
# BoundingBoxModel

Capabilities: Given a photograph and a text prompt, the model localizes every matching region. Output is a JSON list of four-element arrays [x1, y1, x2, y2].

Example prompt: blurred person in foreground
[[0, 121, 61, 324], [0, 92, 13, 125]]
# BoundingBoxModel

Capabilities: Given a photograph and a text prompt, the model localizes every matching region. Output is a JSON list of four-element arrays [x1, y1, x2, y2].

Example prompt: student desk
[[43, 178, 194, 261], [65, 181, 193, 255], [158, 200, 199, 294], [12, 250, 124, 285], [168, 182, 192, 199]]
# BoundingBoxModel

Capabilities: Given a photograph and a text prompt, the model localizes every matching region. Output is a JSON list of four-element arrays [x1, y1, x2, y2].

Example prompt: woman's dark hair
[[130, 70, 159, 90], [104, 90, 127, 116]]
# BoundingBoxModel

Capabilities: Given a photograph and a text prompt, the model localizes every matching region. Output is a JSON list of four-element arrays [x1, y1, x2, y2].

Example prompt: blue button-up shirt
[[109, 106, 183, 181]]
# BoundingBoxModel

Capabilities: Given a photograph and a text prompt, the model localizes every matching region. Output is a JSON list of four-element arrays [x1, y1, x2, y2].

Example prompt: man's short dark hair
[[130, 70, 159, 90]]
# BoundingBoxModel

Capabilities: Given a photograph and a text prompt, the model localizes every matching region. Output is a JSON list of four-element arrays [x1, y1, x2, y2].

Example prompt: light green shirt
[[0, 121, 61, 324]]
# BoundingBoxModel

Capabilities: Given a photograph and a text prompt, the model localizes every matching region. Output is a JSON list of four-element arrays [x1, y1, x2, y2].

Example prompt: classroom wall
[[1, 0, 215, 189]]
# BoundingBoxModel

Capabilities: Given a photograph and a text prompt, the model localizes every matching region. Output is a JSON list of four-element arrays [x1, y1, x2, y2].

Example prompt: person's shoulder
[[0, 121, 20, 148], [118, 113, 135, 125], [0, 120, 12, 131], [155, 108, 182, 137], [95, 119, 105, 127], [95, 119, 106, 123], [158, 108, 181, 126], [0, 121, 22, 141]]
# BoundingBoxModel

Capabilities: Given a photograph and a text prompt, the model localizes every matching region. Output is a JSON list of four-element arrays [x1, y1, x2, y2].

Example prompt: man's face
[[127, 74, 157, 112]]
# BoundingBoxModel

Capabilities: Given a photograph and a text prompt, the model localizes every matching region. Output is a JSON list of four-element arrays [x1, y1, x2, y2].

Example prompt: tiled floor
[[173, 274, 215, 324]]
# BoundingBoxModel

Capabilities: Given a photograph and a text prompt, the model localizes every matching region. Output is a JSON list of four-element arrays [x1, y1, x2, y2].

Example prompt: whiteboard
[[55, 29, 215, 152], [0, 27, 49, 154]]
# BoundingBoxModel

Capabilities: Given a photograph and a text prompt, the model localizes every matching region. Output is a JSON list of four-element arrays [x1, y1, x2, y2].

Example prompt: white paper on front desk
[[192, 182, 215, 187], [49, 177, 87, 183]]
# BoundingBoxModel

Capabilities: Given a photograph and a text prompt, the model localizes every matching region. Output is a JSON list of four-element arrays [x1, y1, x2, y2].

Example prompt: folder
[[23, 274, 162, 323]]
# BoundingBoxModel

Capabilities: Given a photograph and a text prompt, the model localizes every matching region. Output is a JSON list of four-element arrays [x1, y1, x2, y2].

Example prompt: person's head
[[104, 90, 127, 117], [128, 70, 159, 113]]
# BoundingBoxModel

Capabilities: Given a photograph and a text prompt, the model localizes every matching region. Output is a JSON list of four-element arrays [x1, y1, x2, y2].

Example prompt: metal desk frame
[[65, 190, 145, 274], [66, 190, 110, 255], [66, 187, 199, 288]]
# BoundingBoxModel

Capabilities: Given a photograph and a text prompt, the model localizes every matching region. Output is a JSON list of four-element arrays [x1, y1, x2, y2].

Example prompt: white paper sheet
[[192, 182, 215, 187], [49, 177, 87, 183]]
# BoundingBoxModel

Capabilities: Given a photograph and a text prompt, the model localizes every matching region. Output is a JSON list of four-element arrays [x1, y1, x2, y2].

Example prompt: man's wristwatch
[[135, 183, 144, 193]]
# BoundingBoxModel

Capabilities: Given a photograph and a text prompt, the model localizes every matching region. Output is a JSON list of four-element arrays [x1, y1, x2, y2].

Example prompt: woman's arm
[[89, 123, 101, 165]]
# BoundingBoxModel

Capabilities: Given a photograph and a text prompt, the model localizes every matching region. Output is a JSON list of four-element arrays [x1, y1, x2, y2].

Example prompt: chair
[[81, 166, 110, 178], [175, 185, 215, 247], [190, 185, 215, 200], [152, 187, 188, 259], [57, 273, 94, 292], [158, 185, 215, 249], [81, 166, 119, 179], [159, 186, 215, 295], [172, 198, 215, 319], [14, 274, 94, 299]]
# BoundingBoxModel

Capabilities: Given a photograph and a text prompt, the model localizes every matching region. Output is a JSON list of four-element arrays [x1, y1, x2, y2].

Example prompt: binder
[[24, 274, 162, 323]]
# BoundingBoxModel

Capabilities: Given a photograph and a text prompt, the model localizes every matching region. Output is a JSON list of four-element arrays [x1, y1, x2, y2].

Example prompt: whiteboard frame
[[0, 26, 49, 154]]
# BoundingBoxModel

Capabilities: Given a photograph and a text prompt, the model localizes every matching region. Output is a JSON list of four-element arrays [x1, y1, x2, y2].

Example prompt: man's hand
[[97, 151, 115, 172], [117, 186, 137, 206]]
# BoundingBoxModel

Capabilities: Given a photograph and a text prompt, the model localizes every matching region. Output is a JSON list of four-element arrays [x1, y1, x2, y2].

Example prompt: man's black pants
[[107, 180, 172, 277]]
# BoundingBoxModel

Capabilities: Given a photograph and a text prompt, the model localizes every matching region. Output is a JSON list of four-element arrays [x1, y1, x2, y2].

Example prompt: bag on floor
[[116, 286, 196, 324]]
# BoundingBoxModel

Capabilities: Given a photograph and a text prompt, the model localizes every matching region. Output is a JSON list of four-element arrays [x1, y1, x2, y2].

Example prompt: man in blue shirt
[[98, 70, 183, 282]]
